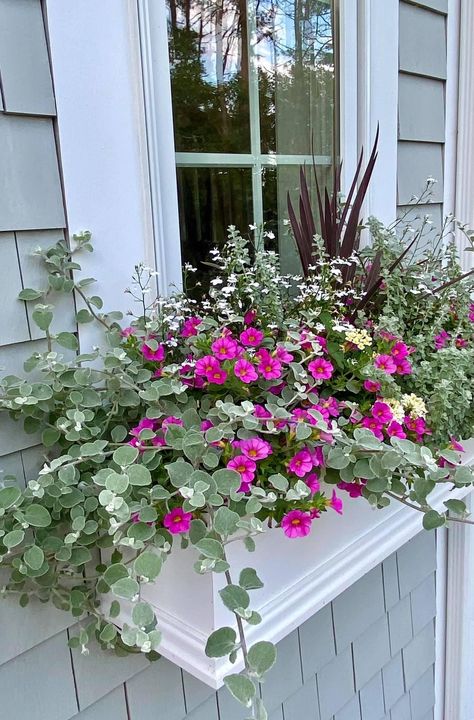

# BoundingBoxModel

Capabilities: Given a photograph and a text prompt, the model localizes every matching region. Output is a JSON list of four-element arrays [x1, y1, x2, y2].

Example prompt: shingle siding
[[0, 2, 444, 719]]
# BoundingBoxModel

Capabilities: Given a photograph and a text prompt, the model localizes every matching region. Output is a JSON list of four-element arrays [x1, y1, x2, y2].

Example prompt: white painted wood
[[339, 0, 359, 191], [357, 0, 398, 224], [454, 0, 474, 270], [443, 0, 461, 219], [434, 526, 447, 720], [109, 448, 474, 689], [45, 0, 156, 332]]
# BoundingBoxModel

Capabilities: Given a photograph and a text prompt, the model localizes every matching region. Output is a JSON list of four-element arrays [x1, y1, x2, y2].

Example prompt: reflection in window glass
[[168, 0, 251, 152], [176, 167, 253, 291]]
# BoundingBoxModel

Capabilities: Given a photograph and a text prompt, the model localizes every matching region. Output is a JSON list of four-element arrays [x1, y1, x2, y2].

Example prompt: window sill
[[112, 441, 474, 689]]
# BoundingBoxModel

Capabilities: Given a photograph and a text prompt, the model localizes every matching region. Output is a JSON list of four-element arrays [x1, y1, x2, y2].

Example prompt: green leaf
[[132, 601, 155, 628], [76, 309, 94, 324], [24, 505, 51, 527], [239, 568, 264, 591], [109, 600, 121, 618], [423, 510, 446, 530], [195, 538, 224, 560], [244, 537, 256, 552], [444, 499, 467, 515], [113, 446, 139, 467], [127, 465, 151, 486], [165, 460, 194, 488], [205, 627, 237, 658], [134, 551, 162, 580], [365, 477, 389, 493], [32, 308, 53, 331], [213, 507, 240, 538], [105, 472, 129, 494], [42, 427, 61, 448], [224, 674, 256, 708], [127, 523, 156, 543], [213, 468, 241, 495], [3, 529, 25, 549], [69, 547, 92, 566], [103, 563, 129, 586], [18, 288, 43, 301], [111, 425, 128, 443], [219, 584, 250, 612], [453, 466, 474, 485], [268, 474, 288, 492], [56, 332, 79, 350], [24, 545, 44, 571], [189, 519, 207, 545], [0, 486, 21, 509], [99, 623, 117, 643], [111, 577, 139, 600], [247, 641, 277, 677], [353, 459, 376, 480]]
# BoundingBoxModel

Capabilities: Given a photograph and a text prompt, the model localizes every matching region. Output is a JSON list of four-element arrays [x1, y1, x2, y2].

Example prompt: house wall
[[0, 1, 450, 719]]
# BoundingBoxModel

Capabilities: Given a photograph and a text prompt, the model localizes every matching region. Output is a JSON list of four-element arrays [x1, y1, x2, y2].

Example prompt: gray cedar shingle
[[396, 532, 436, 598], [402, 621, 436, 689], [382, 654, 405, 710], [388, 596, 413, 657], [409, 666, 435, 719], [126, 660, 186, 720], [359, 672, 386, 720], [69, 628, 147, 710], [70, 686, 128, 720], [410, 574, 436, 634], [0, 413, 42, 455], [299, 601, 336, 678], [401, 0, 448, 15], [282, 677, 320, 720], [260, 631, 303, 712], [396, 204, 444, 239], [0, 114, 65, 231], [186, 695, 219, 720], [316, 647, 354, 720], [390, 693, 411, 720], [0, 0, 55, 115], [0, 233, 30, 345], [332, 566, 385, 651], [335, 695, 361, 720], [0, 630, 78, 720], [16, 229, 77, 338], [399, 3, 447, 79], [382, 554, 400, 611], [398, 74, 445, 143], [0, 450, 25, 487], [352, 616, 391, 689], [182, 670, 215, 713], [397, 142, 444, 205]]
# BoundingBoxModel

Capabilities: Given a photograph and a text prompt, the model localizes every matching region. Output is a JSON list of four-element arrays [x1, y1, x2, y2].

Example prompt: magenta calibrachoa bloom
[[140, 341, 166, 362], [373, 354, 397, 374], [240, 438, 272, 461], [288, 449, 314, 477], [281, 510, 313, 538], [163, 507, 193, 534], [308, 358, 334, 381], [234, 358, 258, 383]]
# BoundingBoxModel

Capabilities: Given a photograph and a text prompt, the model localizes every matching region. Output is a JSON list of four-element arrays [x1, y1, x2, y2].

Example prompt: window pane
[[263, 164, 332, 273], [177, 166, 253, 287], [168, 0, 251, 152], [257, 0, 335, 156]]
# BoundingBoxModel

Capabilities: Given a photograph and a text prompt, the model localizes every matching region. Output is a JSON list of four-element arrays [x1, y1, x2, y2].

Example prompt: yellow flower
[[345, 328, 372, 350]]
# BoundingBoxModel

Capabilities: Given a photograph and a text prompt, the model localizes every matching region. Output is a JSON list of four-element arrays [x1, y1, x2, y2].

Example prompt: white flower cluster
[[401, 393, 427, 419], [384, 398, 405, 423], [344, 327, 372, 349]]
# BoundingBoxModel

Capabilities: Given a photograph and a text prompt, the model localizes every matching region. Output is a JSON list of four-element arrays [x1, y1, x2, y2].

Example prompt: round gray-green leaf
[[134, 551, 162, 581], [3, 529, 25, 549], [24, 505, 51, 527], [132, 601, 155, 628], [247, 641, 277, 677], [205, 627, 237, 658], [24, 545, 44, 571], [0, 486, 22, 510], [113, 445, 139, 467], [111, 577, 139, 600], [224, 674, 256, 708]]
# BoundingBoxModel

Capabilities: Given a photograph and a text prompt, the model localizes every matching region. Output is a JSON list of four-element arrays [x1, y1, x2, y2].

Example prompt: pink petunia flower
[[211, 336, 239, 360], [275, 345, 294, 363], [361, 416, 384, 440], [395, 358, 413, 375], [308, 358, 334, 381], [310, 446, 325, 467], [455, 336, 468, 349], [234, 358, 258, 384], [207, 367, 228, 385], [120, 326, 136, 337], [288, 449, 314, 477], [374, 354, 397, 374], [130, 417, 156, 437], [337, 480, 366, 498], [364, 379, 382, 393], [371, 401, 393, 425], [330, 489, 344, 514], [390, 342, 409, 359], [304, 473, 320, 494], [240, 327, 264, 347], [141, 341, 165, 362], [314, 335, 328, 351], [434, 330, 451, 350], [227, 455, 257, 485], [163, 506, 193, 534], [257, 356, 282, 380], [162, 416, 183, 429], [254, 404, 272, 419], [181, 316, 202, 337], [200, 419, 213, 432], [281, 510, 312, 538], [244, 309, 257, 326], [195, 355, 220, 377], [386, 421, 406, 439], [319, 397, 340, 417], [449, 437, 466, 452], [240, 438, 273, 461]]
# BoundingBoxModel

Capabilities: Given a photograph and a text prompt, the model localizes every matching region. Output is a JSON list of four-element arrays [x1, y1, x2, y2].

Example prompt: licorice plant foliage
[[1, 217, 474, 719]]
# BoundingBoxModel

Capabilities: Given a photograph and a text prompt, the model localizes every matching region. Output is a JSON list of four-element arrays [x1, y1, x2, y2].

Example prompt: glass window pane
[[167, 0, 251, 152], [263, 163, 332, 273], [256, 0, 335, 156], [177, 166, 253, 288]]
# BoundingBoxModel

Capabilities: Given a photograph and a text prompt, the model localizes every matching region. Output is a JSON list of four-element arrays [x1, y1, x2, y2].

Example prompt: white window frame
[[139, 0, 399, 292]]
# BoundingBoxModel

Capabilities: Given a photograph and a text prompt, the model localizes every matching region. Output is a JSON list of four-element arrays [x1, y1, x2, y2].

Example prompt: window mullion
[[247, 0, 264, 241]]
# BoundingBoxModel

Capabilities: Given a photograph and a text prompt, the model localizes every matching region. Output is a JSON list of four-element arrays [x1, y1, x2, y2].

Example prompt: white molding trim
[[454, 0, 474, 270], [339, 0, 359, 190], [443, 0, 461, 219], [137, 0, 183, 294]]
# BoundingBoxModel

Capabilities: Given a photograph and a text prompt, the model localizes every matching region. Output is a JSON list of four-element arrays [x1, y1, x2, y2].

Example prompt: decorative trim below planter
[[111, 443, 474, 688]]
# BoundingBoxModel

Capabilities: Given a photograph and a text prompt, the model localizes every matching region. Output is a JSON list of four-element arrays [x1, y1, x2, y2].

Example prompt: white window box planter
[[109, 442, 474, 689]]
